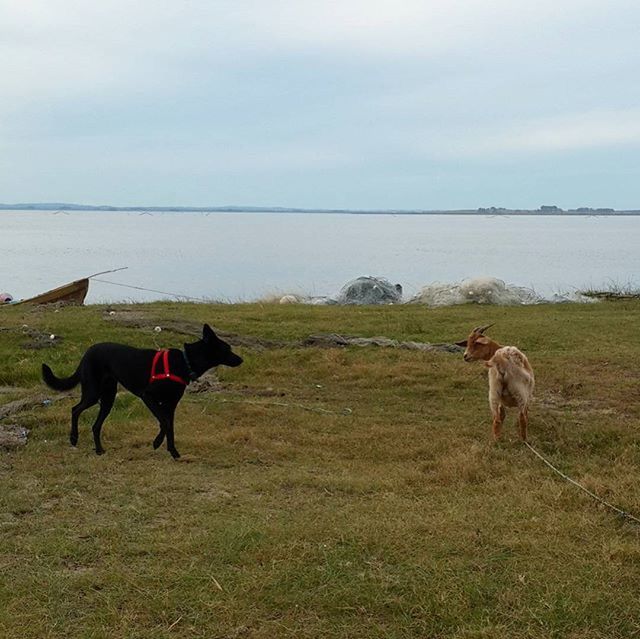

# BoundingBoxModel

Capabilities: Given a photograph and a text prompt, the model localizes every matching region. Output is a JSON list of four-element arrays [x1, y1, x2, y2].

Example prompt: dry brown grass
[[1, 300, 640, 638]]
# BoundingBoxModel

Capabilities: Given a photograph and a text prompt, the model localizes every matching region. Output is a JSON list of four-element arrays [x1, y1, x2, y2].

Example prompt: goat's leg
[[518, 406, 528, 441], [491, 408, 504, 440], [488, 381, 505, 440], [487, 372, 505, 441]]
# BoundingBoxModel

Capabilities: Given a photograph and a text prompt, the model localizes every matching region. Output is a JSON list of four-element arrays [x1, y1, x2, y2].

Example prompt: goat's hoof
[[169, 449, 181, 460], [152, 438, 163, 449], [95, 448, 105, 456]]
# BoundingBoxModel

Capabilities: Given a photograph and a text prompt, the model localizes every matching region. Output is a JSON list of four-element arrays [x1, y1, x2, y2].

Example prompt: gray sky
[[1, 0, 639, 209]]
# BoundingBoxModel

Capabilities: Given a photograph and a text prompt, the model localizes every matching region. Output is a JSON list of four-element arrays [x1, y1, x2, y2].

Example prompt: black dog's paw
[[70, 435, 78, 447], [95, 448, 105, 456], [152, 436, 164, 449], [169, 448, 181, 460]]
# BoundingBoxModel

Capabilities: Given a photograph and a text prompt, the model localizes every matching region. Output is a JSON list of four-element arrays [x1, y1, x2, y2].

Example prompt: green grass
[[1, 301, 640, 638]]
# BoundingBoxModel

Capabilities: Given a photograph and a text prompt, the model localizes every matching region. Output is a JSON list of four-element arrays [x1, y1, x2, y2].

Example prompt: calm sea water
[[1, 210, 639, 303]]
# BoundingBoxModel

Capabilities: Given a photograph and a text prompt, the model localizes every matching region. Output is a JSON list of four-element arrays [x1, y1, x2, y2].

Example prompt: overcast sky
[[1, 0, 639, 209]]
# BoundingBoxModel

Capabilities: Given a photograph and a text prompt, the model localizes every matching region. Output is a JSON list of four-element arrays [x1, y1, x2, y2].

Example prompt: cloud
[[2, 0, 640, 206], [2, 0, 635, 126], [436, 110, 640, 157], [0, 0, 620, 91]]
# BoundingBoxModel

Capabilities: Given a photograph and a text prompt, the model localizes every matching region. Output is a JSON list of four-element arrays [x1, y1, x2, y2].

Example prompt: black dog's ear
[[202, 323, 217, 341]]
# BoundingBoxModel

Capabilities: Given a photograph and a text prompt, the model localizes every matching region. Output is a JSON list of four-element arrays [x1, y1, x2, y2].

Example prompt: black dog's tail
[[42, 363, 81, 391]]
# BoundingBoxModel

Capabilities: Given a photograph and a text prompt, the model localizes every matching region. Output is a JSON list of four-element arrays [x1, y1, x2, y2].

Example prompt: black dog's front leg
[[142, 394, 180, 459]]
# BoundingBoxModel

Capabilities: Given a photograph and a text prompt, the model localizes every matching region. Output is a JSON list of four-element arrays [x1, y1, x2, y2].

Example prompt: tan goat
[[456, 325, 534, 440]]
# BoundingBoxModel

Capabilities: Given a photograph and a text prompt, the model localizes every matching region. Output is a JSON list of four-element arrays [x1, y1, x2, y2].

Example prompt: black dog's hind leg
[[142, 394, 180, 459], [91, 378, 117, 455], [70, 391, 100, 447]]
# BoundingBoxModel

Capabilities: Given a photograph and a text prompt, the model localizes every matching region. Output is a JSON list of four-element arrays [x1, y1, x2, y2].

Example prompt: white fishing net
[[407, 277, 541, 307]]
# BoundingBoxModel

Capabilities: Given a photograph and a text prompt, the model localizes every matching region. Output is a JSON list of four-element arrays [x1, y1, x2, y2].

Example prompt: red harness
[[149, 350, 188, 386]]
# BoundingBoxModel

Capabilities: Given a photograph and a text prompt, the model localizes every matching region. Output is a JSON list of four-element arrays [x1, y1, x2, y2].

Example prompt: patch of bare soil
[[0, 394, 69, 420], [21, 329, 63, 350], [186, 372, 283, 398], [0, 423, 29, 449], [186, 372, 223, 394], [0, 325, 62, 349], [0, 392, 72, 451]]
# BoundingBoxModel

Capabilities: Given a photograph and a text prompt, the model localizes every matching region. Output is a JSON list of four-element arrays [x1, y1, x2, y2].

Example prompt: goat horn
[[473, 323, 494, 334]]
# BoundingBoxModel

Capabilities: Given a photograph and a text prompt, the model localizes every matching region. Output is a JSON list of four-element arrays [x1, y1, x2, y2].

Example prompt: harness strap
[[149, 349, 188, 386]]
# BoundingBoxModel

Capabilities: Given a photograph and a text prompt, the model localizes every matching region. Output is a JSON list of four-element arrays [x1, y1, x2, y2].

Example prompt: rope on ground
[[197, 396, 352, 416], [523, 440, 640, 526]]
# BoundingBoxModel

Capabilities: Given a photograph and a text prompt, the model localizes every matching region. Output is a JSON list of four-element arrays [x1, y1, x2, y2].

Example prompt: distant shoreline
[[1, 203, 640, 216]]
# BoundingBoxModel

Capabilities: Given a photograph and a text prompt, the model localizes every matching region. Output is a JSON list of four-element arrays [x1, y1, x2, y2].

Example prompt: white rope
[[196, 395, 352, 416], [86, 267, 129, 279], [524, 440, 640, 526], [92, 278, 211, 302]]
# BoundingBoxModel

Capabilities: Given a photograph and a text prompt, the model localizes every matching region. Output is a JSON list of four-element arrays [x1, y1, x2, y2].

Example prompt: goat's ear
[[475, 336, 490, 345], [454, 340, 468, 347], [202, 323, 217, 341]]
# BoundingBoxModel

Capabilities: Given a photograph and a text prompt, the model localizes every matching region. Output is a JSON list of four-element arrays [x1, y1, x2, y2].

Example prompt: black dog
[[42, 324, 242, 458]]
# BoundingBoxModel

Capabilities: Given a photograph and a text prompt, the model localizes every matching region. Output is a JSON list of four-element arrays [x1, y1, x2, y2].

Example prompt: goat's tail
[[42, 363, 80, 391]]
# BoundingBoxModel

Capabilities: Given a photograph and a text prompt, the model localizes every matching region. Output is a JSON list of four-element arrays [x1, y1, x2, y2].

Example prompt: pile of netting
[[334, 276, 403, 305], [277, 276, 403, 305], [407, 277, 542, 307], [275, 276, 594, 306]]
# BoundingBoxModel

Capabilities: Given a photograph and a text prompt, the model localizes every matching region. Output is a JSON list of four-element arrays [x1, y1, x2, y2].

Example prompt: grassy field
[[1, 300, 639, 638]]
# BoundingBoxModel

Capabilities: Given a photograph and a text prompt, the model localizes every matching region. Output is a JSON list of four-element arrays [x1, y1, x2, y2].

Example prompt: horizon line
[[1, 202, 639, 215]]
